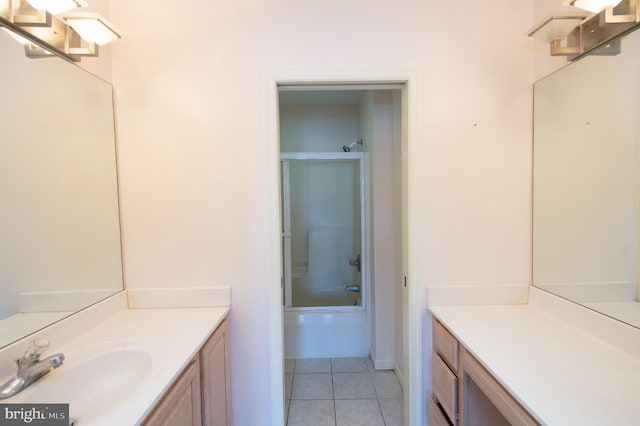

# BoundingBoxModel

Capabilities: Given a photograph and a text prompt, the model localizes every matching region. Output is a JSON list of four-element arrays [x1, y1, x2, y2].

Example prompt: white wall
[[108, 0, 535, 423]]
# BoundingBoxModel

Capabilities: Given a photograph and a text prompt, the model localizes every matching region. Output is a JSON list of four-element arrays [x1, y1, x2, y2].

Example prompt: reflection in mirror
[[533, 28, 640, 328], [0, 28, 123, 347]]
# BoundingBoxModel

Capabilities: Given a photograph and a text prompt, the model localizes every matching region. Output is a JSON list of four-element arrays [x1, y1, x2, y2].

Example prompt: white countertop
[[430, 304, 640, 426], [3, 301, 229, 425]]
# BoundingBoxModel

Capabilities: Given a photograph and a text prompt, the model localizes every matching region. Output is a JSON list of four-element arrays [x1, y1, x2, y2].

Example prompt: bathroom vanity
[[143, 318, 231, 425], [428, 288, 640, 425], [0, 291, 232, 425], [429, 318, 536, 426]]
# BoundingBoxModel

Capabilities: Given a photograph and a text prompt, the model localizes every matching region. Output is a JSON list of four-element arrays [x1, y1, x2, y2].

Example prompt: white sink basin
[[9, 345, 152, 423]]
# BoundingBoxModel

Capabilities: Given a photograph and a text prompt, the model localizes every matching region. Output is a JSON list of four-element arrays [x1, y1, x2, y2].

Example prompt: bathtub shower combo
[[281, 151, 371, 358]]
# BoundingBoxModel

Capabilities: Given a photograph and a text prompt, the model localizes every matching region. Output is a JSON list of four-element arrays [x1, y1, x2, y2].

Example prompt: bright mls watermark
[[0, 404, 68, 425]]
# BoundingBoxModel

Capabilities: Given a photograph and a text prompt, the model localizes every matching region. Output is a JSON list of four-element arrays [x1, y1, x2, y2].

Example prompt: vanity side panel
[[201, 318, 232, 426]]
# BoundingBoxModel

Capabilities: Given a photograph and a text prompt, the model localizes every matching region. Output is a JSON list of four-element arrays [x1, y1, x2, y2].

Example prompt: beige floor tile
[[335, 399, 384, 426], [333, 372, 376, 399], [285, 373, 293, 399], [379, 398, 403, 426], [291, 373, 333, 399], [331, 357, 369, 373], [284, 399, 291, 424], [285, 358, 296, 373], [372, 371, 403, 398], [287, 400, 335, 426], [295, 358, 332, 373]]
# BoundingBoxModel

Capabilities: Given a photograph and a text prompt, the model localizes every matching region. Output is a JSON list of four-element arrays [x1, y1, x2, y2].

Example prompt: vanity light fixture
[[25, 0, 87, 16], [566, 0, 639, 24], [8, 0, 50, 26], [0, 0, 121, 61], [3, 24, 62, 57], [62, 12, 120, 46], [25, 42, 55, 57], [528, 14, 587, 43], [601, 0, 639, 23], [530, 0, 639, 60], [527, 14, 587, 55]]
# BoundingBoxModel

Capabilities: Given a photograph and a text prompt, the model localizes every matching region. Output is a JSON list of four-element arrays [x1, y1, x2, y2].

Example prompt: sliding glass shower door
[[281, 153, 366, 309]]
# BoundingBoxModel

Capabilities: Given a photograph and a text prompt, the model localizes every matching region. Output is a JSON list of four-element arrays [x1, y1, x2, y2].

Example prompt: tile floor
[[284, 357, 403, 426]]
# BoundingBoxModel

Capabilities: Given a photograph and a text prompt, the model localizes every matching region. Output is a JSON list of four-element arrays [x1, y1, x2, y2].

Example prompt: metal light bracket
[[0, 0, 119, 61], [8, 0, 49, 26], [602, 0, 639, 23], [544, 0, 640, 60]]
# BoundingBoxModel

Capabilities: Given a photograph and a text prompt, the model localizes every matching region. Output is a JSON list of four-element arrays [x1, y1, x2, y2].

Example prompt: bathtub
[[284, 306, 371, 359]]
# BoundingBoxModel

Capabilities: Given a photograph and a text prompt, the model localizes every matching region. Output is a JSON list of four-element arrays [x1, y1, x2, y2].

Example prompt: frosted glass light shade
[[63, 12, 120, 45], [528, 15, 586, 42], [564, 0, 623, 13], [26, 0, 87, 15]]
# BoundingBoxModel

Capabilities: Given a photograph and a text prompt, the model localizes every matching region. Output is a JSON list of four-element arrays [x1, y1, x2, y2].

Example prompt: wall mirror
[[0, 28, 123, 347], [533, 27, 640, 328]]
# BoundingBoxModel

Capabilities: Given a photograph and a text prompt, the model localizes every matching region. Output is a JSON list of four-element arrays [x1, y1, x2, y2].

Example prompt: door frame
[[265, 73, 423, 425]]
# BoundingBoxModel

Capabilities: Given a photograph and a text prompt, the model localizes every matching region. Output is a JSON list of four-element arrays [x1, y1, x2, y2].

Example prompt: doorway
[[276, 84, 408, 423]]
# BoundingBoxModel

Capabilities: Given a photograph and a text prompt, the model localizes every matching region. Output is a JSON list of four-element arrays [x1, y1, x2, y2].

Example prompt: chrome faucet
[[0, 339, 65, 399]]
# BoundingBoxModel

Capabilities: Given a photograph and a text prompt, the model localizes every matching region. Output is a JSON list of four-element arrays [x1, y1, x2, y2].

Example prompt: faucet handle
[[23, 339, 49, 361]]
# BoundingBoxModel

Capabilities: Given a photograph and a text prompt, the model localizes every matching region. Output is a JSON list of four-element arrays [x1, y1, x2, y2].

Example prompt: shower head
[[342, 139, 363, 152]]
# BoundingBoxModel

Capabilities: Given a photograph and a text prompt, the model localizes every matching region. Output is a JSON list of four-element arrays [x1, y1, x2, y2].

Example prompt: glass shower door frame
[[281, 152, 368, 311]]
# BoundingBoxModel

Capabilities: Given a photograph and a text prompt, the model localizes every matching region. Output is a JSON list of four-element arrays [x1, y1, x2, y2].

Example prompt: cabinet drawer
[[433, 319, 459, 373], [428, 394, 453, 426], [432, 352, 458, 424]]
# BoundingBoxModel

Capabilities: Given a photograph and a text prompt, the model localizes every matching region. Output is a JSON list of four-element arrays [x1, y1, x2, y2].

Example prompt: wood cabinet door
[[200, 319, 232, 426], [143, 359, 202, 426]]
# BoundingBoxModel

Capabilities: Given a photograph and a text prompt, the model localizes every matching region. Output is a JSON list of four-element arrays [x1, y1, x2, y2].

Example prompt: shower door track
[[281, 151, 369, 311]]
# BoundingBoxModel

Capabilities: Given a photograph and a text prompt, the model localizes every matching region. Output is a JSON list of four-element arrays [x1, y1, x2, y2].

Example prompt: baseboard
[[394, 361, 404, 390], [369, 348, 395, 370]]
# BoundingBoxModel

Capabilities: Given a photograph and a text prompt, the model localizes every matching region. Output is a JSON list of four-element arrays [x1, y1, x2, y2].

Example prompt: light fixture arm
[[602, 0, 639, 23]]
